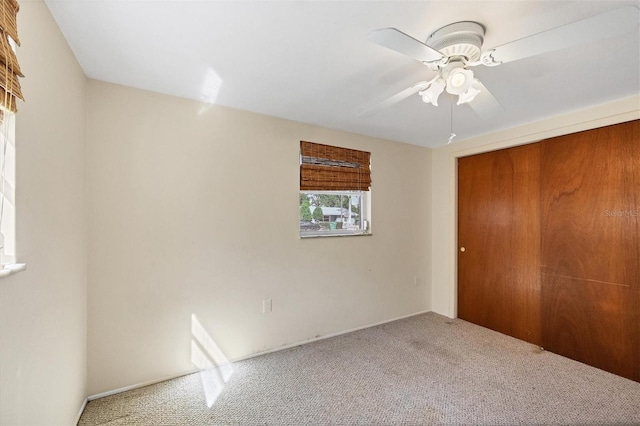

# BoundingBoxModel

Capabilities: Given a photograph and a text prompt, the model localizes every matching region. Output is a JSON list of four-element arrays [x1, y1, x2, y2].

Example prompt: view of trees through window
[[299, 192, 365, 235]]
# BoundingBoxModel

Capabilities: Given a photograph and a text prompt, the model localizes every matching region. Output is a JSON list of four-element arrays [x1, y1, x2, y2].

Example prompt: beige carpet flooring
[[78, 312, 640, 425]]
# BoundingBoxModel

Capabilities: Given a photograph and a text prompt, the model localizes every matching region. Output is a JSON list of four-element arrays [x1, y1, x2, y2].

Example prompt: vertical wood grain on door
[[458, 143, 541, 345], [540, 120, 640, 381]]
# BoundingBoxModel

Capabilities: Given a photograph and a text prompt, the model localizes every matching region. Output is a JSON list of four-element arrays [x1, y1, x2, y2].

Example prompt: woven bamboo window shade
[[0, 0, 23, 114], [300, 141, 371, 191]]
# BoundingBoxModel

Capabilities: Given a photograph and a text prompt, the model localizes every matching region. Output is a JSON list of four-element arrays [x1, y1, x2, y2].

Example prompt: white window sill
[[0, 263, 26, 278], [301, 231, 372, 239]]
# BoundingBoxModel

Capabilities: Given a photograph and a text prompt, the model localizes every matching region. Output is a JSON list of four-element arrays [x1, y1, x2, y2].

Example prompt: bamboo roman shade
[[0, 0, 23, 113], [300, 141, 371, 191]]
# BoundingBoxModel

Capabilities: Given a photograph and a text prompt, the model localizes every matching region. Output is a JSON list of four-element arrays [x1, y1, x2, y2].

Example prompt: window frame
[[299, 190, 371, 238], [0, 112, 17, 267]]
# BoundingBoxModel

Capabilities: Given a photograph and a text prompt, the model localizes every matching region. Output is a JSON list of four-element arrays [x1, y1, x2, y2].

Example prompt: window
[[300, 191, 369, 236], [299, 141, 371, 237], [0, 112, 16, 266], [0, 0, 24, 271]]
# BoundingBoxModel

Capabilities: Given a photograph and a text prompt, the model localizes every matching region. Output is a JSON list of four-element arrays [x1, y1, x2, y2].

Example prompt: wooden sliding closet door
[[458, 143, 542, 345], [540, 120, 640, 382]]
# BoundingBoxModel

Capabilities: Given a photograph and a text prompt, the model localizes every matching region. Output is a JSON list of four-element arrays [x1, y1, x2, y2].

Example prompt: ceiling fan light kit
[[417, 60, 478, 106], [366, 6, 639, 120]]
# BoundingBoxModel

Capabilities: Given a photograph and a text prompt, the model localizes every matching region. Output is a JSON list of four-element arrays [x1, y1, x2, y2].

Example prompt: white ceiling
[[44, 1, 640, 148]]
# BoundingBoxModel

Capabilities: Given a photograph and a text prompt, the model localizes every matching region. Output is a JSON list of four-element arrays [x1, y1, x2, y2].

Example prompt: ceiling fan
[[364, 6, 639, 119]]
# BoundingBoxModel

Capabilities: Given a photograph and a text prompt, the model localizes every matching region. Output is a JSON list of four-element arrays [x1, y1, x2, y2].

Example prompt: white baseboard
[[233, 309, 433, 362], [86, 310, 432, 402], [75, 398, 87, 425], [87, 368, 200, 401]]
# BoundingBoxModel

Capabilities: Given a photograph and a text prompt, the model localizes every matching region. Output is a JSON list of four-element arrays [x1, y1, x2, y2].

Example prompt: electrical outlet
[[414, 276, 419, 287], [262, 299, 272, 314]]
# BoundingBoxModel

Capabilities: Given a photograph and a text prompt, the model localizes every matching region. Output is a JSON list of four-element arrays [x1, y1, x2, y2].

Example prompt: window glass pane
[[0, 115, 16, 265], [300, 191, 369, 237]]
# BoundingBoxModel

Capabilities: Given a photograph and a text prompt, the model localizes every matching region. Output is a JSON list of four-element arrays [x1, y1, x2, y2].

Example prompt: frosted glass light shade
[[419, 78, 445, 106], [446, 68, 474, 95], [457, 80, 481, 105]]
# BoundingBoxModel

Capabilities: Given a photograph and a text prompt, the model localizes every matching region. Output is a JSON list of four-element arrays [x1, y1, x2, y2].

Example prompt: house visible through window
[[299, 141, 371, 237]]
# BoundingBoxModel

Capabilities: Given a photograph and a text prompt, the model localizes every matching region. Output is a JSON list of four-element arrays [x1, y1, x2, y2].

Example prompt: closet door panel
[[540, 120, 640, 382], [458, 143, 541, 345]]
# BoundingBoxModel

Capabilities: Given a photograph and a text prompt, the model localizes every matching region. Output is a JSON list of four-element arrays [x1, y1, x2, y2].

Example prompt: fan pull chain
[[448, 96, 456, 144]]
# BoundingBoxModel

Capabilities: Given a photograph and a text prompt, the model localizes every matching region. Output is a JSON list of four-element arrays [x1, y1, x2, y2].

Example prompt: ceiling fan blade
[[368, 28, 446, 63], [359, 81, 430, 117], [467, 80, 504, 120], [489, 6, 639, 64]]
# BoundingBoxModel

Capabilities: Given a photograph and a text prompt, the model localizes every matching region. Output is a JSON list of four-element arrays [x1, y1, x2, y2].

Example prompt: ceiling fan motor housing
[[427, 21, 485, 62]]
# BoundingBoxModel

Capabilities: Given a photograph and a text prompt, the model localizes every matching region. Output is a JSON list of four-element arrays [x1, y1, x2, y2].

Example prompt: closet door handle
[[460, 247, 466, 252]]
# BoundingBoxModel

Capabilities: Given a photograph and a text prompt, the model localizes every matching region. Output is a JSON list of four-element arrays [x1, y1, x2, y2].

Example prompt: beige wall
[[0, 1, 88, 425], [430, 96, 640, 318], [86, 80, 432, 396]]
